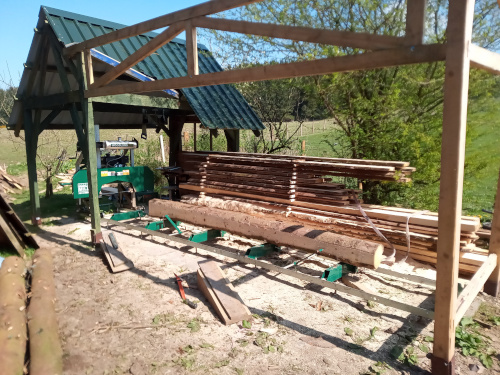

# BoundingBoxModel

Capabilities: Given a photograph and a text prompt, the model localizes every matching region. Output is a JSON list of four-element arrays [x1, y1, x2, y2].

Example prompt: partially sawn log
[[149, 199, 384, 269], [0, 256, 27, 375], [28, 249, 63, 375]]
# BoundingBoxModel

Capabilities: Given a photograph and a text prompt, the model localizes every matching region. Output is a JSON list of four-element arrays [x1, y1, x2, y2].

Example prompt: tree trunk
[[149, 199, 384, 268], [0, 256, 27, 375]]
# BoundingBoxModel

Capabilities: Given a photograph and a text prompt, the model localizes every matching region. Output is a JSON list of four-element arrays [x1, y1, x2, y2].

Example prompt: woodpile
[[177, 152, 414, 208], [0, 166, 23, 194], [173, 152, 485, 275]]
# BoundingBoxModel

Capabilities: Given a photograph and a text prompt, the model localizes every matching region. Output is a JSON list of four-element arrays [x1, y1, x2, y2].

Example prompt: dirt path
[[34, 216, 500, 375]]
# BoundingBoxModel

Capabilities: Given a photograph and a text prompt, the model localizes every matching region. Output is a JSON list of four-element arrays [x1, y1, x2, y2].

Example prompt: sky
[[0, 0, 207, 88]]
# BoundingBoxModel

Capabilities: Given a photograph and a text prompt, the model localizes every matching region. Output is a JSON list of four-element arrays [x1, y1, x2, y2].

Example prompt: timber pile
[[0, 166, 23, 194], [178, 195, 485, 275], [178, 151, 415, 207]]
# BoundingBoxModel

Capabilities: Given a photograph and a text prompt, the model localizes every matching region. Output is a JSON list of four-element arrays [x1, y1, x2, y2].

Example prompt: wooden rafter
[[91, 23, 185, 88], [85, 44, 446, 98], [186, 20, 199, 77], [405, 0, 427, 45], [470, 44, 500, 75], [64, 0, 265, 57], [192, 16, 405, 50]]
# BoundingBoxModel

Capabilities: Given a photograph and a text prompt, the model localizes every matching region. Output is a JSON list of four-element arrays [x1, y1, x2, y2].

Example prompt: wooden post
[[186, 20, 199, 77], [224, 129, 240, 152], [79, 52, 101, 244], [323, 119, 326, 131], [405, 0, 426, 45], [432, 1, 475, 374], [485, 167, 500, 297], [312, 122, 314, 134], [183, 131, 190, 145], [194, 123, 197, 151], [300, 123, 303, 136], [169, 116, 184, 167], [23, 108, 41, 225], [301, 140, 306, 155], [210, 130, 213, 151]]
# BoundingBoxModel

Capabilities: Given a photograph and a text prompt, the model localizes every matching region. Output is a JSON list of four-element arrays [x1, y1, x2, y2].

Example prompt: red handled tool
[[174, 274, 197, 309]]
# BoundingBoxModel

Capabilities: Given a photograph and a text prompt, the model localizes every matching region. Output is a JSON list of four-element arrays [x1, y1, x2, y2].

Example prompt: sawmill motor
[[72, 128, 155, 212]]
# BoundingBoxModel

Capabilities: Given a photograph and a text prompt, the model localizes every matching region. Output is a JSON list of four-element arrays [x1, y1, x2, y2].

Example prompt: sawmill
[[2, 1, 500, 374]]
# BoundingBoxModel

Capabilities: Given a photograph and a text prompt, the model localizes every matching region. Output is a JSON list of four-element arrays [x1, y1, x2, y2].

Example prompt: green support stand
[[245, 243, 281, 260], [110, 210, 146, 221], [321, 263, 358, 282], [144, 215, 182, 233], [189, 229, 225, 243]]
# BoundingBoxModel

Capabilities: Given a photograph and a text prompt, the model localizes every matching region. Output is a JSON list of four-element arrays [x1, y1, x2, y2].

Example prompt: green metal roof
[[42, 6, 264, 131]]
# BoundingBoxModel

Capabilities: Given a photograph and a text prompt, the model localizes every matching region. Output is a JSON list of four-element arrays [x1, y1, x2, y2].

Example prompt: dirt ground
[[32, 213, 500, 375]]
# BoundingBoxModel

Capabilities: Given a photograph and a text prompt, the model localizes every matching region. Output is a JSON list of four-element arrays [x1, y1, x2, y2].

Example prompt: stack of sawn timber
[[180, 194, 484, 275], [177, 152, 414, 207]]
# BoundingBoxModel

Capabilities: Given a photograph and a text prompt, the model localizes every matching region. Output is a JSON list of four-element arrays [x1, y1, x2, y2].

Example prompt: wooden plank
[[455, 254, 497, 325], [0, 213, 24, 257], [99, 240, 133, 273], [91, 23, 184, 88], [433, 0, 475, 368], [64, 0, 265, 56], [198, 260, 251, 323], [186, 20, 199, 77], [405, 0, 426, 45], [101, 217, 434, 319], [470, 44, 500, 75], [0, 194, 38, 250], [193, 16, 405, 50], [485, 167, 500, 296], [85, 44, 447, 97], [197, 269, 231, 324]]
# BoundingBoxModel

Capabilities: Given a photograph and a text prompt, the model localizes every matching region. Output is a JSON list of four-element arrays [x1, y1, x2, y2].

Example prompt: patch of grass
[[0, 248, 18, 258], [67, 228, 79, 235], [187, 318, 201, 333], [455, 317, 495, 369], [7, 162, 27, 176]]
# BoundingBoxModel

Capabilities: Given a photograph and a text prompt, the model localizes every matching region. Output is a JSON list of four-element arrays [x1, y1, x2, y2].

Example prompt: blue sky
[[0, 0, 207, 88]]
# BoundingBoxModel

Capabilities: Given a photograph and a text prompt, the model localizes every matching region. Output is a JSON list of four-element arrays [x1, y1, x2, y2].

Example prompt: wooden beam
[[37, 109, 62, 136], [433, 0, 475, 372], [91, 23, 184, 88], [23, 92, 80, 110], [92, 93, 179, 108], [455, 254, 497, 325], [405, 0, 426, 45], [84, 50, 94, 86], [64, 0, 265, 57], [192, 16, 405, 50], [485, 167, 500, 297], [470, 44, 500, 75], [86, 44, 446, 97], [186, 20, 199, 77]]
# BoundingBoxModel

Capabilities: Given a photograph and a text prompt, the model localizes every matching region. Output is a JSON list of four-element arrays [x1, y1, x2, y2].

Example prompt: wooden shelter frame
[[16, 0, 500, 373]]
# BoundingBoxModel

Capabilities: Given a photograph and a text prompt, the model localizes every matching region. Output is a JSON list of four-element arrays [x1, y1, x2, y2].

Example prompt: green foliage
[[455, 318, 496, 369], [489, 316, 500, 326], [242, 320, 252, 329], [134, 136, 167, 190], [362, 361, 392, 375], [205, 0, 500, 207]]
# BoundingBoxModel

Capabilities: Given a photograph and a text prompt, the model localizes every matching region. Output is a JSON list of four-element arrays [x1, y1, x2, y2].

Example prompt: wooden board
[[198, 260, 251, 325], [100, 240, 133, 273]]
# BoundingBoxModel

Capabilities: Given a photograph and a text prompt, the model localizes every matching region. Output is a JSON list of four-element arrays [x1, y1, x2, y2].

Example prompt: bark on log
[[149, 199, 384, 268], [0, 256, 27, 375], [28, 249, 63, 375]]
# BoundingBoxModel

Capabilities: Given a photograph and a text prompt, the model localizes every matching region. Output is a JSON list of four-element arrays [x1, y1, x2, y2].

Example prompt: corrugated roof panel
[[41, 6, 265, 131]]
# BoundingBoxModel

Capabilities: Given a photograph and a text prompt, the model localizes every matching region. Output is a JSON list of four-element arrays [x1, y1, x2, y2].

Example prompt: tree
[[204, 0, 500, 208]]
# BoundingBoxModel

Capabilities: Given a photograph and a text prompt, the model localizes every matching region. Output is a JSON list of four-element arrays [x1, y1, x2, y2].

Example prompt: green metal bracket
[[189, 229, 225, 243], [144, 215, 182, 233], [245, 243, 281, 260], [321, 262, 358, 283], [164, 215, 182, 234], [110, 210, 145, 221]]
